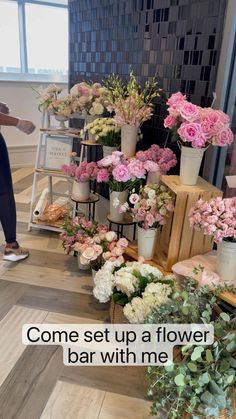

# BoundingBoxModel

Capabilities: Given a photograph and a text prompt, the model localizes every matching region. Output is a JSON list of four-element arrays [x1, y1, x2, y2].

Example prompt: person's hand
[[0, 102, 10, 114], [16, 119, 36, 134]]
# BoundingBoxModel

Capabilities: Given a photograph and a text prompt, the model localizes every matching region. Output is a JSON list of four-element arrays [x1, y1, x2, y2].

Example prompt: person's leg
[[0, 133, 29, 261]]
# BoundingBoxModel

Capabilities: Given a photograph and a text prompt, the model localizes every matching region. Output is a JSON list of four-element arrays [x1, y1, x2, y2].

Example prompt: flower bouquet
[[93, 260, 174, 323], [119, 184, 174, 259], [61, 161, 98, 200], [70, 81, 108, 121], [60, 216, 128, 273], [105, 71, 160, 157], [136, 144, 177, 184], [96, 151, 145, 222], [84, 118, 121, 156], [164, 92, 234, 185], [189, 196, 236, 283]]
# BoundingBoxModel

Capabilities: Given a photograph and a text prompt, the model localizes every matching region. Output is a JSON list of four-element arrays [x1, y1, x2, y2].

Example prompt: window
[[0, 0, 68, 80]]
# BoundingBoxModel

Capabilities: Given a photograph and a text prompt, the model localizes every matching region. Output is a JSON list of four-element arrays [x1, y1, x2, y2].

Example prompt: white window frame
[[0, 0, 68, 83]]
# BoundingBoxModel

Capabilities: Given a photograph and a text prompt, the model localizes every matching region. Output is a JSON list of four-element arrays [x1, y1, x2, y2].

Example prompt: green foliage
[[147, 277, 236, 418]]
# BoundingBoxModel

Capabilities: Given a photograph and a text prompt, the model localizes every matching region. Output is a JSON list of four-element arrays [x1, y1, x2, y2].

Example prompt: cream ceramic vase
[[138, 226, 158, 260], [216, 239, 236, 285], [110, 190, 128, 222], [147, 170, 161, 185], [180, 146, 206, 185], [103, 146, 119, 157], [121, 124, 139, 158], [72, 180, 90, 200]]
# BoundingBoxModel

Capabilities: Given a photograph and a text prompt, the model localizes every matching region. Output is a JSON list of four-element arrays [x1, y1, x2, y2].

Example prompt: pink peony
[[164, 115, 177, 129], [97, 168, 110, 183], [112, 164, 131, 182], [127, 159, 146, 179], [143, 160, 159, 172]]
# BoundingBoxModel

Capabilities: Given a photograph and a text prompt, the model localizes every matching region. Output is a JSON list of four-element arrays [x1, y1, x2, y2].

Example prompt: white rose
[[148, 189, 156, 199], [105, 231, 117, 242]]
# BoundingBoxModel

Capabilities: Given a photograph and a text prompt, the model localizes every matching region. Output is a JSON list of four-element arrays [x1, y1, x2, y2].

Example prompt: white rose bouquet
[[93, 260, 174, 322]]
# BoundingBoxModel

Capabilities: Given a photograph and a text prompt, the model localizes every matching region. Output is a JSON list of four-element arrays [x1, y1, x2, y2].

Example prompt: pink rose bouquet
[[164, 92, 234, 148], [70, 81, 108, 116], [119, 184, 174, 230], [136, 144, 177, 173], [61, 162, 98, 182], [189, 197, 236, 243]]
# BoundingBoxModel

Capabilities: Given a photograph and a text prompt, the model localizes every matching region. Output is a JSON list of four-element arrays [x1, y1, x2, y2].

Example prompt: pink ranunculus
[[97, 168, 110, 183], [164, 115, 177, 129], [167, 92, 186, 106], [179, 102, 200, 122], [129, 193, 140, 205], [112, 164, 131, 182]]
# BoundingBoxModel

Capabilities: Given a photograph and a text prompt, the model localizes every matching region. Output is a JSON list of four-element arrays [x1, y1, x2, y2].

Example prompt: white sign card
[[44, 136, 73, 170], [225, 175, 236, 188]]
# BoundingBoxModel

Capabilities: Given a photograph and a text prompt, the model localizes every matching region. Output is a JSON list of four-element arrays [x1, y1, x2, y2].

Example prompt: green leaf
[[199, 372, 210, 385], [191, 346, 204, 361], [206, 349, 214, 363], [164, 363, 175, 372], [182, 306, 189, 315], [226, 374, 234, 384], [187, 362, 198, 372], [226, 340, 235, 352], [201, 391, 214, 405], [174, 373, 185, 386], [220, 312, 230, 322], [229, 357, 236, 368]]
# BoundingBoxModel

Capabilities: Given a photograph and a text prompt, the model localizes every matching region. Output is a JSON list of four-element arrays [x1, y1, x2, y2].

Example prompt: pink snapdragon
[[189, 197, 236, 243]]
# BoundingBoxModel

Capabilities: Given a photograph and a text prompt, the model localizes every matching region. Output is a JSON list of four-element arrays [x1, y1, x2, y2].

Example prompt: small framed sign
[[44, 135, 73, 170]]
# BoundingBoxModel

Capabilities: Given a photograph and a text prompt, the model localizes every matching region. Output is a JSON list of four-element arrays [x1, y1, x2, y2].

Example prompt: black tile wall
[[69, 0, 226, 157]]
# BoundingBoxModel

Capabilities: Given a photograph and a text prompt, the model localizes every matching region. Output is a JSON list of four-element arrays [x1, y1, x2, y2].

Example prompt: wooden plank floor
[[0, 168, 151, 419]]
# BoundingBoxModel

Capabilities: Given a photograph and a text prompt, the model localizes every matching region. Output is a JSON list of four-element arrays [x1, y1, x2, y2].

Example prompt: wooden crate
[[154, 175, 222, 271]]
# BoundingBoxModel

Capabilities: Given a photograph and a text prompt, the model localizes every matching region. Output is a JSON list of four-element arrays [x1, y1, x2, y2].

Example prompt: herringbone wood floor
[[0, 167, 151, 419]]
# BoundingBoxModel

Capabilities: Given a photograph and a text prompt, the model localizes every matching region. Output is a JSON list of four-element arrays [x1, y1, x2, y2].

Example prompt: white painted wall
[[0, 81, 68, 165]]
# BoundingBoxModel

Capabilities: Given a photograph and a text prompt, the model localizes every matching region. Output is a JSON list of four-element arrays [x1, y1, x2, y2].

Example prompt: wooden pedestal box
[[154, 175, 222, 271]]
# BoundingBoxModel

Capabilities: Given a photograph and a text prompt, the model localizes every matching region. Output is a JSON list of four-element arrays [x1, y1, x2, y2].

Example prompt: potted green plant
[[146, 277, 236, 419]]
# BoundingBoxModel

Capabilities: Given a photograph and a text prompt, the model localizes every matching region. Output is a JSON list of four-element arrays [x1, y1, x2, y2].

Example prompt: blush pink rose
[[179, 102, 200, 122], [164, 115, 177, 129], [214, 128, 234, 146], [178, 122, 206, 147], [167, 92, 186, 106]]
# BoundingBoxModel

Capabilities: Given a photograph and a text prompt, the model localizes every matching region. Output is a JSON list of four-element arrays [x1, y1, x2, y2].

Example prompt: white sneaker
[[3, 243, 29, 262]]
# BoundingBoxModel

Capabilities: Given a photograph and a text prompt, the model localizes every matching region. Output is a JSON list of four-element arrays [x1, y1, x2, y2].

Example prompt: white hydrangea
[[123, 282, 172, 323], [93, 260, 123, 303], [114, 266, 139, 297]]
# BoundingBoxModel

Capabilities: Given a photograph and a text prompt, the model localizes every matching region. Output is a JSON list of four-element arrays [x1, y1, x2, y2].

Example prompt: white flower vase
[[147, 170, 161, 185], [54, 114, 68, 129], [72, 180, 90, 201], [110, 190, 128, 222], [103, 145, 119, 157], [216, 240, 236, 285], [84, 114, 98, 141], [77, 254, 90, 271], [121, 124, 139, 158], [138, 226, 158, 260], [179, 145, 206, 186]]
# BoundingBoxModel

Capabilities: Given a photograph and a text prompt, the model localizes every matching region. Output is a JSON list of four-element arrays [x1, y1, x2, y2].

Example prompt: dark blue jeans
[[0, 133, 16, 243]]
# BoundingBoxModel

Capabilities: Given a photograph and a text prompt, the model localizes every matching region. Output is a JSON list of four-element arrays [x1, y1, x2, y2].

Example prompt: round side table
[[71, 193, 100, 220], [79, 140, 102, 164], [107, 213, 137, 240]]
